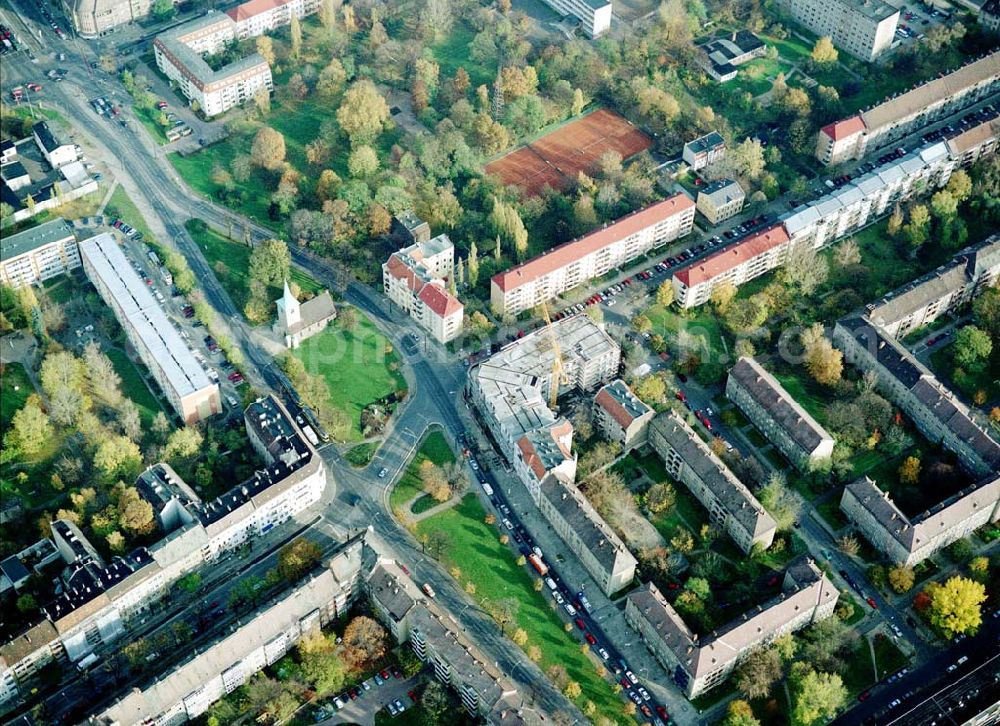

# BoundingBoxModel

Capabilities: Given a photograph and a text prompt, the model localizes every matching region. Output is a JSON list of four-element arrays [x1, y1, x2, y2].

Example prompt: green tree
[[645, 481, 676, 514], [926, 576, 986, 637], [277, 537, 323, 581], [337, 81, 391, 145], [930, 189, 958, 219], [164, 427, 203, 459], [249, 238, 291, 289], [300, 633, 347, 695], [347, 145, 379, 178], [489, 198, 528, 260], [791, 669, 846, 726], [734, 646, 783, 699], [289, 13, 302, 59], [94, 436, 142, 480], [710, 280, 737, 311], [151, 0, 175, 20], [635, 375, 666, 404], [467, 241, 479, 287], [953, 325, 992, 370], [722, 699, 761, 726], [887, 565, 915, 593], [656, 280, 675, 307], [16, 594, 37, 613], [10, 402, 52, 457], [422, 681, 450, 722]]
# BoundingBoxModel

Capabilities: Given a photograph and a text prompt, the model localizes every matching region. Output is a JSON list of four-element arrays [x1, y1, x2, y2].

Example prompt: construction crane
[[539, 301, 567, 409]]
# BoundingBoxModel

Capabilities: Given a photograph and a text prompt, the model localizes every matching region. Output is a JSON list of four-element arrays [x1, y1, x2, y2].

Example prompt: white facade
[[382, 234, 464, 344], [0, 219, 79, 289], [537, 0, 611, 37], [779, 0, 899, 61], [491, 195, 695, 317], [229, 0, 319, 38]]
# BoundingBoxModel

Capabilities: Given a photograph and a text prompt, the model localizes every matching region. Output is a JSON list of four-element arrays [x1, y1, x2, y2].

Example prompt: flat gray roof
[[1, 218, 75, 261]]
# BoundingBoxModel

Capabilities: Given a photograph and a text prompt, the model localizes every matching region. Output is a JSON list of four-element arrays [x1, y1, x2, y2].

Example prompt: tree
[[422, 681, 450, 722], [348, 145, 379, 178], [926, 575, 986, 638], [342, 616, 388, 671], [685, 577, 711, 600], [489, 198, 528, 259], [117, 486, 155, 535], [512, 627, 528, 646], [791, 669, 846, 726], [164, 427, 204, 459], [810, 36, 838, 66], [722, 699, 761, 726], [758, 473, 803, 531], [255, 36, 275, 65], [300, 633, 347, 695], [472, 113, 509, 155], [646, 481, 676, 514], [784, 242, 829, 296], [338, 307, 358, 332], [467, 242, 479, 287], [337, 81, 390, 145], [721, 138, 766, 182], [564, 681, 582, 699], [656, 280, 675, 307], [9, 402, 51, 457], [834, 238, 861, 267], [953, 326, 992, 370], [631, 314, 653, 334], [94, 436, 142, 480], [40, 350, 86, 399], [16, 594, 37, 613], [278, 537, 323, 581], [904, 204, 931, 247], [886, 204, 904, 237], [799, 617, 857, 673], [734, 647, 783, 699], [118, 400, 142, 442], [289, 13, 302, 59], [83, 340, 122, 407], [802, 326, 842, 386], [930, 189, 958, 220], [635, 375, 666, 404], [887, 565, 915, 593], [420, 460, 452, 502], [249, 238, 290, 288], [898, 456, 921, 485], [545, 664, 570, 690], [251, 127, 286, 171], [151, 0, 175, 20], [710, 281, 737, 311]]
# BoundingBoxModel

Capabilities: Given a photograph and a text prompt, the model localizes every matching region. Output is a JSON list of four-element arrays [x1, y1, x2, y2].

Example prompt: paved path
[[403, 490, 464, 523]]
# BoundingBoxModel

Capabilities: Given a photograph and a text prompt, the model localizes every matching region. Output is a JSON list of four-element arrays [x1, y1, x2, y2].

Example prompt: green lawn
[[105, 185, 162, 246], [134, 106, 169, 146], [44, 274, 78, 304], [415, 494, 629, 724], [293, 317, 406, 442], [431, 21, 494, 90], [390, 430, 454, 516], [183, 219, 321, 313], [816, 498, 849, 532], [842, 634, 909, 696], [1, 362, 34, 427], [650, 482, 711, 543], [106, 348, 165, 427], [645, 303, 728, 384]]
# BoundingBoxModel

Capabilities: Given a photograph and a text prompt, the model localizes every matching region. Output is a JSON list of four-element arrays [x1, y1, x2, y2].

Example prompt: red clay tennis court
[[485, 108, 652, 195]]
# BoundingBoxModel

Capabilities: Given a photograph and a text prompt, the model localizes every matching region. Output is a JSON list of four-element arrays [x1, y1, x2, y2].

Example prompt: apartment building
[[32, 122, 77, 169], [868, 235, 1000, 338], [79, 233, 221, 424], [682, 132, 726, 171], [391, 210, 432, 246], [696, 179, 745, 225], [273, 282, 336, 349], [648, 412, 777, 553], [538, 474, 638, 595], [593, 379, 655, 449], [0, 218, 79, 288], [815, 51, 1000, 164], [227, 0, 318, 38], [779, 0, 899, 61], [841, 474, 1000, 566], [64, 0, 153, 36], [90, 538, 363, 726], [726, 357, 836, 470], [832, 316, 1000, 479], [366, 563, 421, 642], [491, 195, 695, 316], [625, 557, 838, 699], [382, 234, 464, 343], [0, 396, 326, 705], [468, 315, 634, 595], [154, 12, 273, 119], [672, 225, 791, 308], [982, 0, 1000, 33], [538, 0, 612, 37]]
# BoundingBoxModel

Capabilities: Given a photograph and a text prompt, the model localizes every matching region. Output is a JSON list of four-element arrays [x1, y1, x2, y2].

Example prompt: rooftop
[[492, 194, 694, 293], [649, 412, 776, 539], [154, 12, 269, 91], [367, 564, 417, 624], [727, 357, 834, 456], [861, 51, 1000, 131], [832, 0, 898, 22], [684, 131, 726, 155], [79, 233, 216, 400], [0, 217, 75, 261], [673, 225, 789, 287], [820, 116, 867, 141], [594, 379, 652, 429], [31, 121, 65, 154], [698, 178, 745, 205]]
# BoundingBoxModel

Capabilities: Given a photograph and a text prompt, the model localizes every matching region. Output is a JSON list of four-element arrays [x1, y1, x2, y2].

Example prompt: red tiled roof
[[595, 387, 637, 429], [418, 283, 462, 318], [673, 225, 790, 287], [820, 116, 866, 142], [517, 436, 547, 481], [227, 0, 287, 22], [385, 254, 421, 293], [492, 194, 695, 293]]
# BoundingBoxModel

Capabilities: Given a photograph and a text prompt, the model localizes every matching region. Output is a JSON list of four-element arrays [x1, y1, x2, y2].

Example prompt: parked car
[[584, 632, 597, 645]]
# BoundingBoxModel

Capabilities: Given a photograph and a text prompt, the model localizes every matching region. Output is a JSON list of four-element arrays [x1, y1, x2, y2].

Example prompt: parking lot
[[313, 669, 420, 725]]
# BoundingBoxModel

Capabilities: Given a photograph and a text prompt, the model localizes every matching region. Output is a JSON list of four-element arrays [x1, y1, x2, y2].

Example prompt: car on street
[[574, 618, 586, 630], [378, 467, 389, 478], [638, 687, 650, 701], [598, 648, 610, 660], [584, 632, 597, 645], [626, 670, 638, 684]]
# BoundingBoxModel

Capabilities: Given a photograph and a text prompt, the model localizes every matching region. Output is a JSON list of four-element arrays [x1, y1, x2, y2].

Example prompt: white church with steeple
[[273, 281, 337, 349]]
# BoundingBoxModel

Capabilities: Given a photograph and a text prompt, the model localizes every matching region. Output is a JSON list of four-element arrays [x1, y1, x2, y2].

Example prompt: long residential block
[[491, 195, 695, 317], [869, 235, 1000, 338], [79, 233, 221, 424], [725, 357, 835, 470], [0, 218, 79, 289], [154, 12, 273, 118], [648, 412, 777, 553], [468, 315, 636, 595], [840, 474, 1000, 566], [538, 0, 612, 37], [832, 316, 1000, 479], [0, 396, 325, 705], [227, 0, 319, 38], [87, 538, 363, 726], [816, 51, 1000, 164], [625, 557, 838, 699], [778, 0, 899, 61]]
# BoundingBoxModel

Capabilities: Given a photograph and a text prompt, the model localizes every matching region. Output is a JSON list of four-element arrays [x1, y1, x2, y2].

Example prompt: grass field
[[106, 348, 164, 426], [105, 185, 162, 246], [842, 634, 909, 696], [293, 317, 406, 442], [415, 494, 629, 724], [134, 106, 169, 146], [1, 362, 34, 428], [431, 21, 494, 89], [183, 219, 321, 313], [344, 440, 381, 467], [645, 302, 728, 383], [390, 430, 454, 516]]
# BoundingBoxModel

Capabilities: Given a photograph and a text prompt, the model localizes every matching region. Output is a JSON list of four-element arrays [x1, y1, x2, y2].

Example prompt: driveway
[[317, 674, 420, 726]]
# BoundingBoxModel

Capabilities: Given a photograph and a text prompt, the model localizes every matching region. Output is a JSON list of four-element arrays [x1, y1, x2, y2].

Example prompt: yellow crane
[[539, 301, 567, 409]]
